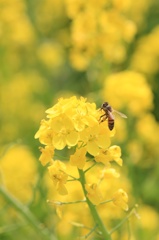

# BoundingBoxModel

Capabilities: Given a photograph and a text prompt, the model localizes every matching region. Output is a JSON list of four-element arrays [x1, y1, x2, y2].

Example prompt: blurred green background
[[0, 0, 159, 239]]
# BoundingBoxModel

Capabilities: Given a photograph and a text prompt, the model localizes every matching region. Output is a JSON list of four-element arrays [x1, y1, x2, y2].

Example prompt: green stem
[[109, 207, 137, 235], [84, 162, 96, 174], [100, 199, 113, 205], [78, 169, 112, 240], [0, 186, 56, 240], [47, 199, 86, 205]]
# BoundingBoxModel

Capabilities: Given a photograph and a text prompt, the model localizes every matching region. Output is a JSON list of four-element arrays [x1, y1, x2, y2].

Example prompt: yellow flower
[[0, 145, 36, 203], [95, 151, 110, 166], [35, 96, 128, 212], [35, 119, 53, 145], [37, 42, 63, 69], [139, 205, 159, 230], [95, 145, 123, 166], [51, 114, 79, 150], [112, 189, 129, 211], [65, 1, 137, 70], [48, 160, 68, 195], [71, 100, 98, 131], [85, 183, 103, 205], [70, 147, 87, 169], [35, 96, 111, 153], [86, 124, 111, 156], [79, 123, 111, 156], [103, 71, 153, 115], [100, 168, 120, 179], [39, 145, 54, 166], [131, 26, 159, 75], [108, 145, 123, 166]]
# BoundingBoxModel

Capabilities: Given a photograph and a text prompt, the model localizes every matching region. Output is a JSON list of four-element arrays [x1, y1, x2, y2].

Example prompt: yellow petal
[[114, 157, 123, 166], [66, 131, 79, 146], [85, 183, 103, 205], [109, 145, 121, 158], [79, 129, 89, 143], [87, 141, 99, 156], [113, 189, 129, 211], [63, 116, 74, 130], [84, 115, 98, 127], [51, 116, 63, 132], [57, 183, 68, 195], [56, 206, 63, 219], [95, 152, 111, 165], [39, 146, 54, 166], [97, 135, 111, 149], [53, 134, 66, 150], [70, 147, 87, 169]]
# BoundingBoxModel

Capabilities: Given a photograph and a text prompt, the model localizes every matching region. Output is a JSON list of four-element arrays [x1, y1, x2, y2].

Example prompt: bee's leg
[[99, 114, 107, 123]]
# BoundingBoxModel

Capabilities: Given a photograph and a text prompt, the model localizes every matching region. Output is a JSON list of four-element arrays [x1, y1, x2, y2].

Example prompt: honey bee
[[99, 102, 127, 130]]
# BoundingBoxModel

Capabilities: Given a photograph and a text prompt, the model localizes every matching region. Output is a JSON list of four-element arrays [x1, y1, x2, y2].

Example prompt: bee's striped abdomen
[[108, 118, 114, 130]]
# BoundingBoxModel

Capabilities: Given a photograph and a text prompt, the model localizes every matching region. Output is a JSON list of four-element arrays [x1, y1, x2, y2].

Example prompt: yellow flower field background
[[0, 0, 159, 239]]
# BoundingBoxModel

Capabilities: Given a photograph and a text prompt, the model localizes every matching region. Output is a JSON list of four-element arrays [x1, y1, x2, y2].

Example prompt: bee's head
[[102, 102, 108, 107], [100, 102, 112, 112], [101, 102, 109, 110]]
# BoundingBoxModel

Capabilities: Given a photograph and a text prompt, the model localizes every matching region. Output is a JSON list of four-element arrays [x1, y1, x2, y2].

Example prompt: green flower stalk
[[35, 96, 129, 239], [78, 169, 112, 239]]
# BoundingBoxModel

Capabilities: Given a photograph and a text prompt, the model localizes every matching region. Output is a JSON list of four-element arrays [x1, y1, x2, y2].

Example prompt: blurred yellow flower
[[129, 0, 152, 25], [69, 48, 90, 70], [0, 72, 47, 144], [112, 188, 129, 211], [10, 18, 35, 45], [35, 119, 53, 145], [64, 0, 85, 19], [85, 183, 103, 205], [112, 0, 131, 11], [101, 168, 120, 179], [0, 0, 35, 45], [136, 114, 159, 146], [139, 205, 159, 230], [108, 145, 123, 166], [95, 145, 123, 166], [39, 146, 54, 166], [0, 145, 36, 203], [131, 26, 159, 75], [48, 160, 68, 195], [37, 42, 64, 69], [65, 0, 136, 70], [103, 71, 153, 115], [35, 0, 64, 33], [70, 147, 87, 169]]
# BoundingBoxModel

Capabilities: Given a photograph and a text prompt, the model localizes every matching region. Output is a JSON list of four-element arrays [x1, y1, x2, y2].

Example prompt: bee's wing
[[107, 110, 115, 120], [113, 109, 127, 118]]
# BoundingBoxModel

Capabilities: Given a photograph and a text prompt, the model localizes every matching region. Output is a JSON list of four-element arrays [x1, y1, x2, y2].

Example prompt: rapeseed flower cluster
[[0, 145, 37, 203], [103, 70, 153, 115], [64, 0, 136, 70], [35, 96, 111, 160], [0, 72, 46, 144], [131, 26, 159, 75], [35, 96, 131, 239]]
